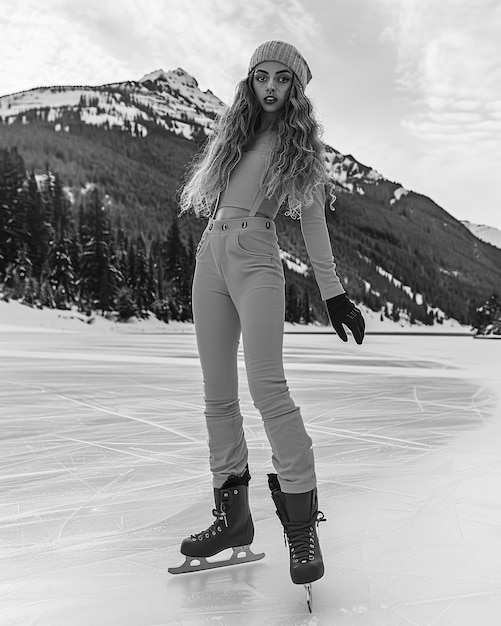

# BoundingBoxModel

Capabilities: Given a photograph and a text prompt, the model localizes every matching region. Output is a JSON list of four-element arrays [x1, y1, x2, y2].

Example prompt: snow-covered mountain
[[461, 221, 501, 249], [2, 69, 496, 230], [0, 68, 224, 140], [0, 69, 388, 197], [1, 68, 500, 329]]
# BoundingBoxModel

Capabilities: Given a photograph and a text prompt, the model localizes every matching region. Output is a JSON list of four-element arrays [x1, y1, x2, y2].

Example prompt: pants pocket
[[236, 230, 273, 258]]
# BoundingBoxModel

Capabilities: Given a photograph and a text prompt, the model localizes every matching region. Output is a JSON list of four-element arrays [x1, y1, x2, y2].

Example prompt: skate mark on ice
[[38, 437, 99, 494], [1, 378, 202, 444], [310, 425, 432, 451], [53, 391, 201, 444], [49, 469, 135, 542], [55, 434, 187, 468]]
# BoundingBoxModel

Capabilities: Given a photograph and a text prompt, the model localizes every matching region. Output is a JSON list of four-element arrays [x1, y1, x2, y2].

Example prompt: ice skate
[[268, 473, 326, 612], [169, 467, 264, 574]]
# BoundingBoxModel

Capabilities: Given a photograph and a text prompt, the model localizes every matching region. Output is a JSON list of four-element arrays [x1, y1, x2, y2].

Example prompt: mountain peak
[[138, 67, 199, 89], [138, 69, 169, 83], [171, 67, 199, 89]]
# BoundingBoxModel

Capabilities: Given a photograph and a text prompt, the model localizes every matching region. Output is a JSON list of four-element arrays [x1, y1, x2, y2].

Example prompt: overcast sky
[[1, 0, 500, 229]]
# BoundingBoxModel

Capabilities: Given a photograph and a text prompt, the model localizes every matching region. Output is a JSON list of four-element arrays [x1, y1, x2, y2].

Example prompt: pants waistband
[[207, 217, 276, 233]]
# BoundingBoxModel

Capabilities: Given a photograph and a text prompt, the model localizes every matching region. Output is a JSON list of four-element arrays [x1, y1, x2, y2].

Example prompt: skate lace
[[190, 506, 227, 540], [283, 511, 326, 563]]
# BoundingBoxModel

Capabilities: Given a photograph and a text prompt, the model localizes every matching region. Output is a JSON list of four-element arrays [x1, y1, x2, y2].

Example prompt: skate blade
[[168, 545, 265, 575], [305, 583, 313, 613]]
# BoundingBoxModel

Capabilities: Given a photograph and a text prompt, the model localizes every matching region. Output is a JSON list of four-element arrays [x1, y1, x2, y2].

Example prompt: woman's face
[[252, 60, 293, 115]]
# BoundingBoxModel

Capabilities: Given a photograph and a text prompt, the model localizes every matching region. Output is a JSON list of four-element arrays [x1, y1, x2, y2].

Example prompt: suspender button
[[266, 221, 271, 229], [242, 221, 247, 229], [222, 223, 228, 230]]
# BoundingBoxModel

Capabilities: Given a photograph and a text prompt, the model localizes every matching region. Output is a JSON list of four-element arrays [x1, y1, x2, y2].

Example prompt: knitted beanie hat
[[248, 40, 312, 89]]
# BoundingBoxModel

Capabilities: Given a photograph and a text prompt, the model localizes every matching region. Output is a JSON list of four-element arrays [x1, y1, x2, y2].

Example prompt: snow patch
[[0, 71, 224, 142], [366, 168, 383, 181], [462, 220, 501, 249], [390, 186, 409, 205], [280, 250, 309, 275]]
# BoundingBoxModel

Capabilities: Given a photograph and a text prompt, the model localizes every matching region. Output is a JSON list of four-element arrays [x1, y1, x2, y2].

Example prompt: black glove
[[326, 293, 365, 345]]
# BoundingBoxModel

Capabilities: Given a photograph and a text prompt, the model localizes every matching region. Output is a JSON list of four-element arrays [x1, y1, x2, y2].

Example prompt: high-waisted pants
[[192, 216, 316, 494]]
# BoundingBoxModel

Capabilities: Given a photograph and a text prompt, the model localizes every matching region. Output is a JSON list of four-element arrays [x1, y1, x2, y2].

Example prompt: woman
[[172, 41, 365, 588]]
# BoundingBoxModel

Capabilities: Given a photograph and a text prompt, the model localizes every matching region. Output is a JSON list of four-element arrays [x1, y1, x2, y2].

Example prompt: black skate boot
[[168, 467, 265, 574], [268, 473, 326, 610]]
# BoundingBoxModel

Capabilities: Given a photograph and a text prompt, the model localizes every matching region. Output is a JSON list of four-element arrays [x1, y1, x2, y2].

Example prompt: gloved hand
[[325, 293, 365, 345]]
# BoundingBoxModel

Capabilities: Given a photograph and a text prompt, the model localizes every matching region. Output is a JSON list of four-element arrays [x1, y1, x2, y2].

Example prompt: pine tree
[[285, 283, 301, 323], [472, 293, 501, 336], [77, 187, 118, 312], [115, 285, 138, 320], [0, 147, 26, 281], [46, 174, 77, 308], [133, 236, 156, 317], [23, 171, 50, 281], [150, 237, 169, 322], [162, 219, 183, 281], [185, 231, 196, 277], [4, 243, 33, 302], [301, 289, 311, 324], [162, 220, 192, 321]]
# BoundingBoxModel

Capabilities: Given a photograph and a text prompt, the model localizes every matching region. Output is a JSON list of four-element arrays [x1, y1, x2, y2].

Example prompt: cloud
[[374, 0, 501, 211], [379, 0, 501, 144], [0, 0, 322, 103], [2, 0, 498, 227], [0, 0, 132, 94], [359, 0, 501, 227], [485, 100, 501, 114], [380, 1, 500, 89]]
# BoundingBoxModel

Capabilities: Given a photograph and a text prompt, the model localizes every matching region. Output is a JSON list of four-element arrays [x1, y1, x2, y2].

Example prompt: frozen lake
[[1, 328, 500, 625]]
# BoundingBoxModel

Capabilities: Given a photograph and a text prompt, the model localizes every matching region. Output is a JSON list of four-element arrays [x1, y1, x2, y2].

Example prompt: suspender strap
[[211, 192, 221, 219], [212, 187, 267, 218], [248, 187, 266, 217]]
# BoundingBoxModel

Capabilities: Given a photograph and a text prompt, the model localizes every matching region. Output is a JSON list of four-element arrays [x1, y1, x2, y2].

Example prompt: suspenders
[[212, 187, 267, 219], [211, 192, 221, 219], [248, 186, 266, 218]]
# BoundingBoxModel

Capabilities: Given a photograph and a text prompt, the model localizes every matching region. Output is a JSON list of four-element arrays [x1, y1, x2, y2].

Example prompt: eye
[[254, 74, 266, 82]]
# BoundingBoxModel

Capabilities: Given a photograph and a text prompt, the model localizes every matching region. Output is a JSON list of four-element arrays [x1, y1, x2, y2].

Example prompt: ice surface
[[0, 327, 500, 625]]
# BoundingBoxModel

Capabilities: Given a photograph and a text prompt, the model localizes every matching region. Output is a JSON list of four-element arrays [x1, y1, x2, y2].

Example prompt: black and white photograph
[[1, 1, 500, 624]]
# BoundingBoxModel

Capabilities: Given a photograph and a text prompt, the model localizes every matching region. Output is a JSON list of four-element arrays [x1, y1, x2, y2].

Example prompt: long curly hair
[[179, 73, 333, 220]]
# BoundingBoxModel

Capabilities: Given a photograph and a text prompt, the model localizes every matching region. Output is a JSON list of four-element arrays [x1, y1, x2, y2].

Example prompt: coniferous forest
[[0, 144, 320, 324], [0, 146, 195, 322], [1, 115, 501, 331]]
